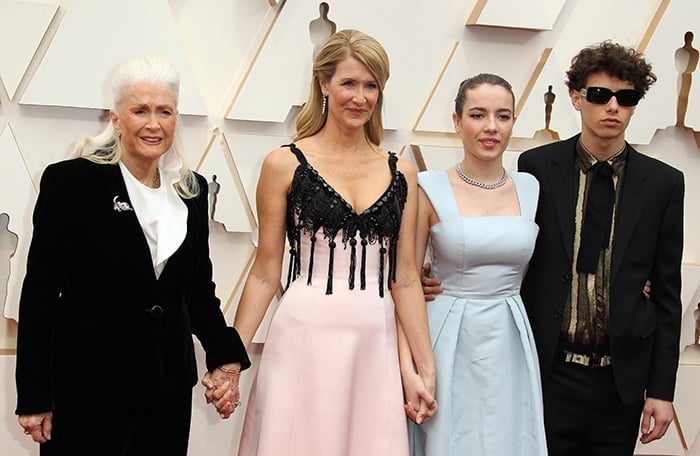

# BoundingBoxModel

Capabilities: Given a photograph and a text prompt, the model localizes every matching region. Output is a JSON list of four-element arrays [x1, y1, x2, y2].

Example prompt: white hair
[[73, 55, 198, 198]]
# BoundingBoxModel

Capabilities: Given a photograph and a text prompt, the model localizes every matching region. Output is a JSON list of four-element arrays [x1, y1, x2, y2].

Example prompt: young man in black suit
[[518, 41, 683, 456]]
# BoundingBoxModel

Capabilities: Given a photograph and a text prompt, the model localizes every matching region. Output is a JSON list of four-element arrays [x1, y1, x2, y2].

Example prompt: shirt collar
[[575, 138, 627, 176]]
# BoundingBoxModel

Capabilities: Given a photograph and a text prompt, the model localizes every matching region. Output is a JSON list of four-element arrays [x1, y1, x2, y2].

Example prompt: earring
[[322, 94, 328, 115]]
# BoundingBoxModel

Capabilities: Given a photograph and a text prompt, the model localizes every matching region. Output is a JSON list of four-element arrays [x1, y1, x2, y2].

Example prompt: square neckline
[[445, 169, 523, 219]]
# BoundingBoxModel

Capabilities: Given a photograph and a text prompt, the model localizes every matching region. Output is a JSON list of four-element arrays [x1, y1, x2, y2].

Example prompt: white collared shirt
[[119, 150, 187, 278]]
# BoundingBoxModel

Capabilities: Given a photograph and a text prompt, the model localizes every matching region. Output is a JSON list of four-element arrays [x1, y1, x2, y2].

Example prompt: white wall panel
[[628, 0, 700, 144], [0, 0, 58, 100], [0, 125, 35, 321], [20, 0, 207, 115], [513, 49, 579, 139], [468, 0, 566, 30], [0, 0, 698, 454]]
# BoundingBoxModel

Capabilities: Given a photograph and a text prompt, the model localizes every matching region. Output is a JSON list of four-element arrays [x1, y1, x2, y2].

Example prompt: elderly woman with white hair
[[14, 55, 249, 455]]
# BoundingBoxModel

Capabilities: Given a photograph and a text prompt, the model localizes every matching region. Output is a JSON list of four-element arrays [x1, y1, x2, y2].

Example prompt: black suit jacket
[[15, 158, 249, 415], [518, 135, 684, 405]]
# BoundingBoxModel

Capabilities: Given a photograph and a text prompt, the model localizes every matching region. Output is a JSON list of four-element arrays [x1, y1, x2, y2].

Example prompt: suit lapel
[[611, 148, 648, 282], [546, 139, 577, 263], [158, 197, 195, 283], [104, 164, 158, 282]]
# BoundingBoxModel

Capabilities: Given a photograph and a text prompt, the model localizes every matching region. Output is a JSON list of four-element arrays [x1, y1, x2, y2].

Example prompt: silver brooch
[[113, 195, 134, 212]]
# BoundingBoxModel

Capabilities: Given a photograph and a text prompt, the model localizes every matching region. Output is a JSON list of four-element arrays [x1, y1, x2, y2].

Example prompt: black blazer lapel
[[103, 164, 158, 282], [611, 148, 648, 282], [546, 141, 577, 264]]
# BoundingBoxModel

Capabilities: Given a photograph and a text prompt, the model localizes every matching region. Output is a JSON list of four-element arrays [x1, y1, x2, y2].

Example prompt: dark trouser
[[542, 358, 644, 456], [40, 389, 193, 456]]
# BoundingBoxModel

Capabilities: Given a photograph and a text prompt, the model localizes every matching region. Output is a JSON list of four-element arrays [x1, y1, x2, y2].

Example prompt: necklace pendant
[[152, 167, 160, 188]]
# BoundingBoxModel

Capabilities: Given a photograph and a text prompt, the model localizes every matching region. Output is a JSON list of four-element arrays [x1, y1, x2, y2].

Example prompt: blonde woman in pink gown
[[226, 30, 437, 456]]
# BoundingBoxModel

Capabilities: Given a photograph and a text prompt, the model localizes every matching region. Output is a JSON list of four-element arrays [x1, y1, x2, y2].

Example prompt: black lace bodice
[[284, 143, 408, 297]]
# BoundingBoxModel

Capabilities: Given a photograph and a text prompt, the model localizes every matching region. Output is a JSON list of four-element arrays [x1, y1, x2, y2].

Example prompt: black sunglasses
[[580, 87, 642, 107]]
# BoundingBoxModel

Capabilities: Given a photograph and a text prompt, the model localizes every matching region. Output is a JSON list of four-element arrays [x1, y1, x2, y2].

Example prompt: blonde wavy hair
[[294, 29, 390, 146]]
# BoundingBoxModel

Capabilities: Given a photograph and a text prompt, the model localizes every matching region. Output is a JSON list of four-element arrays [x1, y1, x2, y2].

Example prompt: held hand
[[19, 412, 53, 444], [402, 369, 437, 425], [421, 263, 443, 302], [639, 398, 674, 444], [202, 362, 242, 419], [643, 280, 651, 299]]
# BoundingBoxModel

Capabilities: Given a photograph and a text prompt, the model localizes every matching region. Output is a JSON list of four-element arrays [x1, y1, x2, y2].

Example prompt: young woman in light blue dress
[[406, 73, 548, 456]]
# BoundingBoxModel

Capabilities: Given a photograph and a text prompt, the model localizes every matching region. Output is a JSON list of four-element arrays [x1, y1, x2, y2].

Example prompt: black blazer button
[[553, 310, 563, 319], [146, 305, 164, 318], [560, 274, 570, 283]]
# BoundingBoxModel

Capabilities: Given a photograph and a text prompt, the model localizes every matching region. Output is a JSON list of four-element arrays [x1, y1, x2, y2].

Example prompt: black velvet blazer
[[518, 134, 684, 405], [15, 158, 249, 415]]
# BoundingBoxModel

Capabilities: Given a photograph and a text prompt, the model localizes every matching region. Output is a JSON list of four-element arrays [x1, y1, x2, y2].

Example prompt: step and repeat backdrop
[[1, 0, 699, 454]]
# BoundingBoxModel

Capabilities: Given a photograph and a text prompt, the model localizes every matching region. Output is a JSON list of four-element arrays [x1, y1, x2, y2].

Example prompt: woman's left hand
[[402, 369, 437, 425], [202, 362, 242, 419]]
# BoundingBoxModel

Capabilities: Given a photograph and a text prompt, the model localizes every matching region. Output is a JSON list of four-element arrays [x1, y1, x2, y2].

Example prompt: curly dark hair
[[565, 41, 657, 96]]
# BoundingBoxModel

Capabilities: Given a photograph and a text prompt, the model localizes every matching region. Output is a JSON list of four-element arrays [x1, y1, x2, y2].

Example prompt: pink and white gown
[[237, 144, 409, 456]]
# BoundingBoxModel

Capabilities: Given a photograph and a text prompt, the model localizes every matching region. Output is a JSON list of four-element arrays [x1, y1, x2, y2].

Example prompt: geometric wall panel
[[1, 1, 700, 454], [414, 43, 581, 139], [20, 0, 207, 115], [226, 0, 310, 122], [413, 42, 472, 133], [513, 48, 579, 140], [222, 133, 291, 220], [411, 144, 464, 173], [197, 129, 256, 233], [627, 0, 700, 144], [467, 0, 567, 31], [0, 0, 58, 101], [208, 223, 256, 317], [675, 366, 700, 453], [226, 0, 476, 131], [679, 264, 700, 348], [167, 0, 273, 113], [0, 213, 18, 320], [0, 124, 36, 321]]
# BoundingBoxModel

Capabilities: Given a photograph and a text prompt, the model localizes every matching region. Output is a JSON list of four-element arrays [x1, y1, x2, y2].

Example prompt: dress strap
[[285, 143, 308, 166], [418, 170, 461, 221], [387, 151, 398, 172], [509, 172, 539, 221]]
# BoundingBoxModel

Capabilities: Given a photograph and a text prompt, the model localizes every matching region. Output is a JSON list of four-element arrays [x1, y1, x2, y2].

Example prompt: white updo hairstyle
[[73, 55, 199, 198]]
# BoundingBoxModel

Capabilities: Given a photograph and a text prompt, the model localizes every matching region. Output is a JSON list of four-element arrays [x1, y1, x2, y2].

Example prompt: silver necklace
[[455, 162, 508, 189]]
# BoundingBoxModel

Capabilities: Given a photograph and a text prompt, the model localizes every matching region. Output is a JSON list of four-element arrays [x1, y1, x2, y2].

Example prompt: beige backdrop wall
[[1, 0, 699, 454]]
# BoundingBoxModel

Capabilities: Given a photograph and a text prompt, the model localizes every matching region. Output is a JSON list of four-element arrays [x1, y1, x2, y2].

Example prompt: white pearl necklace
[[455, 162, 508, 189]]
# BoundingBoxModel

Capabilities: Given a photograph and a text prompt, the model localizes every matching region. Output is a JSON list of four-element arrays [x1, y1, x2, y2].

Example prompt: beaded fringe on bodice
[[284, 144, 407, 297]]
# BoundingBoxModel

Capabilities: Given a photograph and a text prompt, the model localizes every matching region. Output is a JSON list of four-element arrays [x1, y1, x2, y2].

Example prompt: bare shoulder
[[257, 146, 301, 195], [262, 146, 299, 174]]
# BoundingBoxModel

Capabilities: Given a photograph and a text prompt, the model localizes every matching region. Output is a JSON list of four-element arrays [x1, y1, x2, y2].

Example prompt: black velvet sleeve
[[15, 163, 71, 415], [187, 173, 251, 372]]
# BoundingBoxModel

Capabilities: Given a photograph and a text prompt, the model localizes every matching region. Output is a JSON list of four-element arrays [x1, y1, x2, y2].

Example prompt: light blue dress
[[409, 170, 548, 456]]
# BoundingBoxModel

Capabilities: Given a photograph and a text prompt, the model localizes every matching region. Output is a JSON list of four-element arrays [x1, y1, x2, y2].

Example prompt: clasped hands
[[402, 368, 438, 425], [202, 362, 242, 419]]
